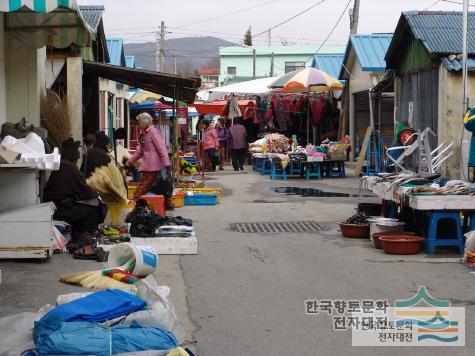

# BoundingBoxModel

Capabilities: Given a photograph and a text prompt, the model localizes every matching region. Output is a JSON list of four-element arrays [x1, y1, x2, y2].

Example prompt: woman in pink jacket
[[201, 119, 219, 171], [127, 112, 171, 200]]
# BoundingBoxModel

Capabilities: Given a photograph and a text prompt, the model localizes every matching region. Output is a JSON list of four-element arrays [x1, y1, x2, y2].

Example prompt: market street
[[179, 170, 475, 355]]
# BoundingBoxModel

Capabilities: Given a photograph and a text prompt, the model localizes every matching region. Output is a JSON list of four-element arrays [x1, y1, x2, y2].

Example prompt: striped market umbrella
[[1, 0, 93, 49], [270, 67, 343, 93], [0, 0, 77, 12]]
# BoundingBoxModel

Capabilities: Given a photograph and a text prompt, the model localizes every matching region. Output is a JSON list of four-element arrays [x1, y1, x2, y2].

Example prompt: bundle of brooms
[[86, 162, 128, 203], [40, 90, 71, 149]]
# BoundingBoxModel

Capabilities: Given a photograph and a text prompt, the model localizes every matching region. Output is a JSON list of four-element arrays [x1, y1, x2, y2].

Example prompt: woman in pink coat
[[128, 112, 171, 200], [201, 119, 219, 171]]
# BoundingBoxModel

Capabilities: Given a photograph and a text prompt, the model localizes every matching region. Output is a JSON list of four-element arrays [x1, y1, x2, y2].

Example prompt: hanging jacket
[[129, 125, 171, 172]]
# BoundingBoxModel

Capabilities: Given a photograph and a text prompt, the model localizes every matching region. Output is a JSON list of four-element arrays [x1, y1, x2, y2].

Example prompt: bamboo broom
[[60, 259, 136, 291], [86, 162, 128, 203]]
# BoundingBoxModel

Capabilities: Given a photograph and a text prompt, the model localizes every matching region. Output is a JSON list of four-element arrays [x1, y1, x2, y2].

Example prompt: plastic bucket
[[107, 243, 158, 277]]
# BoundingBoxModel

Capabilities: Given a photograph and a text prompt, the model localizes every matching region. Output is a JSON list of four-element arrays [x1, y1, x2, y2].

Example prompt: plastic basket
[[171, 192, 185, 208], [138, 194, 166, 216], [179, 188, 222, 204], [106, 202, 134, 226], [184, 194, 217, 206], [127, 183, 138, 200]]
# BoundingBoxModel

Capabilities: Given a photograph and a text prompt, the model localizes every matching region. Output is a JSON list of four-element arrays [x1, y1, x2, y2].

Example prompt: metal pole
[[172, 83, 177, 183], [270, 52, 274, 77], [268, 29, 271, 46], [159, 21, 165, 72], [173, 55, 177, 75], [252, 48, 256, 79], [462, 0, 470, 179]]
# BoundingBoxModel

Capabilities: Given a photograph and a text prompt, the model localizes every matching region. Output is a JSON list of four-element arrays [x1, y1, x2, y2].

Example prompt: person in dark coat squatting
[[82, 131, 112, 178], [44, 138, 107, 260]]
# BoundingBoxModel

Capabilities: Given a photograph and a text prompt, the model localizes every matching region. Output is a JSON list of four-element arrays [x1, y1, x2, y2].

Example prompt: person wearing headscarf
[[82, 131, 111, 178], [44, 138, 107, 251], [127, 112, 171, 204]]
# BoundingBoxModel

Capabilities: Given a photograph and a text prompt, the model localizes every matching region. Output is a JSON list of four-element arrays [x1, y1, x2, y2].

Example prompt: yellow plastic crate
[[171, 192, 185, 208], [106, 202, 134, 226], [178, 188, 222, 204]]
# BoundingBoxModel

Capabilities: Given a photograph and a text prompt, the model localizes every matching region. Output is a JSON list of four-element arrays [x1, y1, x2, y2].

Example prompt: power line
[[423, 0, 443, 10], [253, 0, 328, 38], [441, 0, 475, 6], [173, 0, 280, 29], [305, 0, 352, 64]]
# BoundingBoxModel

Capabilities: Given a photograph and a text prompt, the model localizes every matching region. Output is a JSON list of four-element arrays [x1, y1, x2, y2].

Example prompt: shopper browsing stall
[[215, 118, 230, 170], [201, 119, 219, 171], [127, 113, 171, 205], [230, 117, 248, 171]]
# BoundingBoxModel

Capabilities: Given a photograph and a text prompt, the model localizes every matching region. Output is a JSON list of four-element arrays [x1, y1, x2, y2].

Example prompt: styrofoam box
[[100, 236, 198, 255]]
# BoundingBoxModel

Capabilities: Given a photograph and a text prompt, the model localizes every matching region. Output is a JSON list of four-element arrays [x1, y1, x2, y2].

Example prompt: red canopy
[[194, 100, 255, 115], [154, 101, 173, 110]]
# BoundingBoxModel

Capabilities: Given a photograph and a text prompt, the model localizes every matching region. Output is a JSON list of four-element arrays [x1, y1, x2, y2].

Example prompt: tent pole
[[172, 83, 177, 183], [307, 89, 310, 144]]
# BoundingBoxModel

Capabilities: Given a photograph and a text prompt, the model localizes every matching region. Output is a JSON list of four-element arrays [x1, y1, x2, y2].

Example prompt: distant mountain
[[124, 36, 233, 75]]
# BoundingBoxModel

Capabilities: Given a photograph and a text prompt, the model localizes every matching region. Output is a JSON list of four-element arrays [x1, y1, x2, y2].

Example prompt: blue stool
[[288, 160, 302, 175], [260, 158, 272, 175], [252, 157, 258, 171], [270, 161, 287, 180], [305, 162, 321, 180], [323, 161, 346, 178], [426, 211, 464, 255]]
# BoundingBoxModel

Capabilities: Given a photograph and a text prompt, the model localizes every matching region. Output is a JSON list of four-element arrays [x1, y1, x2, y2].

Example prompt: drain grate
[[230, 221, 322, 234]]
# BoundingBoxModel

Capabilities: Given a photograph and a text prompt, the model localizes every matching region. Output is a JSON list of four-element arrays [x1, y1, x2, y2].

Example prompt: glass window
[[285, 61, 306, 74], [227, 66, 236, 75]]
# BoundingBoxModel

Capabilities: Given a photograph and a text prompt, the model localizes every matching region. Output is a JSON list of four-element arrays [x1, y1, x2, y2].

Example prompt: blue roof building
[[106, 37, 126, 67], [385, 11, 475, 178], [126, 55, 136, 69], [339, 33, 394, 159], [311, 54, 344, 80]]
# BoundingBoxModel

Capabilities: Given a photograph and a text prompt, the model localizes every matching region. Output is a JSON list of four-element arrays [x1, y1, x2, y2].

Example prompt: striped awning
[[1, 0, 94, 49], [0, 0, 77, 13]]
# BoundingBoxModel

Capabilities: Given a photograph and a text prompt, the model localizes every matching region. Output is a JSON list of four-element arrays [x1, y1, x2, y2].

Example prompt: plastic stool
[[288, 160, 302, 175], [426, 211, 464, 255], [467, 212, 475, 232], [138, 194, 166, 216], [323, 161, 346, 178], [260, 158, 272, 175], [305, 162, 321, 180], [270, 161, 287, 180]]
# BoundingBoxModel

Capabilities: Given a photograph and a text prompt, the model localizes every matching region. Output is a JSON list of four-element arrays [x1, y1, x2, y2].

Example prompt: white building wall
[[0, 14, 6, 126], [5, 35, 45, 127], [67, 57, 83, 140]]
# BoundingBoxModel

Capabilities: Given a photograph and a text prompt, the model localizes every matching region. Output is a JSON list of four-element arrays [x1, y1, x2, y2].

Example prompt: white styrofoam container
[[0, 203, 54, 259]]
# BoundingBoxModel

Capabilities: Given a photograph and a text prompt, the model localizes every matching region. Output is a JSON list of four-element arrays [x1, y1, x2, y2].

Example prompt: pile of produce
[[179, 159, 197, 175], [345, 212, 370, 225], [411, 181, 473, 196]]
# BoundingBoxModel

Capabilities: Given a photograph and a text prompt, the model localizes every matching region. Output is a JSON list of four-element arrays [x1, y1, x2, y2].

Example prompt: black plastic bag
[[125, 200, 167, 237], [149, 168, 173, 198], [211, 150, 220, 166]]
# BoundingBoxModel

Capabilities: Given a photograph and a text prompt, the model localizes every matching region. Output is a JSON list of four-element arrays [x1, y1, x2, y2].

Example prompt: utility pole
[[252, 48, 256, 79], [173, 55, 177, 75], [159, 20, 165, 72], [155, 28, 160, 71], [462, 0, 470, 179], [270, 52, 274, 77], [350, 0, 360, 34], [268, 29, 271, 46]]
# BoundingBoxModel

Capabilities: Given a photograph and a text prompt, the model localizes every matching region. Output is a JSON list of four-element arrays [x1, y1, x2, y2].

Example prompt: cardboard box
[[0, 147, 19, 164]]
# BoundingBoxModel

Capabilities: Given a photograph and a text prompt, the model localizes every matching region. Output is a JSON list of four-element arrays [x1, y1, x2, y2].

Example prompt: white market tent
[[197, 77, 278, 102]]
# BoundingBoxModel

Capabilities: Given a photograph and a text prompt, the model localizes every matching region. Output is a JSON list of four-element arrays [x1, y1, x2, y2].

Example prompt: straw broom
[[40, 90, 71, 148], [86, 162, 128, 203], [60, 259, 136, 291]]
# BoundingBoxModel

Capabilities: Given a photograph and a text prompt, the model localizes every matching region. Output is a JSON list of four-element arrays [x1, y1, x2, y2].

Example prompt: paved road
[[180, 171, 475, 356]]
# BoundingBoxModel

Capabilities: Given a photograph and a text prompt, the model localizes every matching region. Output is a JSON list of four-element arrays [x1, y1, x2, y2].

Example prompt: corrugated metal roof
[[311, 54, 344, 79], [350, 34, 393, 71], [339, 34, 392, 79], [106, 37, 126, 67], [126, 55, 136, 68], [404, 11, 475, 55], [78, 5, 104, 31], [441, 57, 475, 71]]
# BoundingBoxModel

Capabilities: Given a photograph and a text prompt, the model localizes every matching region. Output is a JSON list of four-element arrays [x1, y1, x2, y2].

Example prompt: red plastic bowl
[[379, 235, 425, 255], [371, 231, 416, 249], [338, 222, 370, 239]]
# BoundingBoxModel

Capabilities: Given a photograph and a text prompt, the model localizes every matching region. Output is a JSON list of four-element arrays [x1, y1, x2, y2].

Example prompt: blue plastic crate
[[184, 193, 217, 206]]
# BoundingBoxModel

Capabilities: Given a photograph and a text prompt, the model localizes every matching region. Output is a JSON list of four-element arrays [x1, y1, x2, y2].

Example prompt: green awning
[[1, 0, 94, 49]]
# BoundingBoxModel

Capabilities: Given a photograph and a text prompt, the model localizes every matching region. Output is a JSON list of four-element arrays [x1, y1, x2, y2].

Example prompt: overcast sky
[[77, 0, 468, 45]]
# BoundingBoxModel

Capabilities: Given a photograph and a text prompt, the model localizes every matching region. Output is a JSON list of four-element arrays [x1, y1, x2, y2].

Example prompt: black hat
[[61, 138, 81, 161], [95, 131, 110, 147]]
